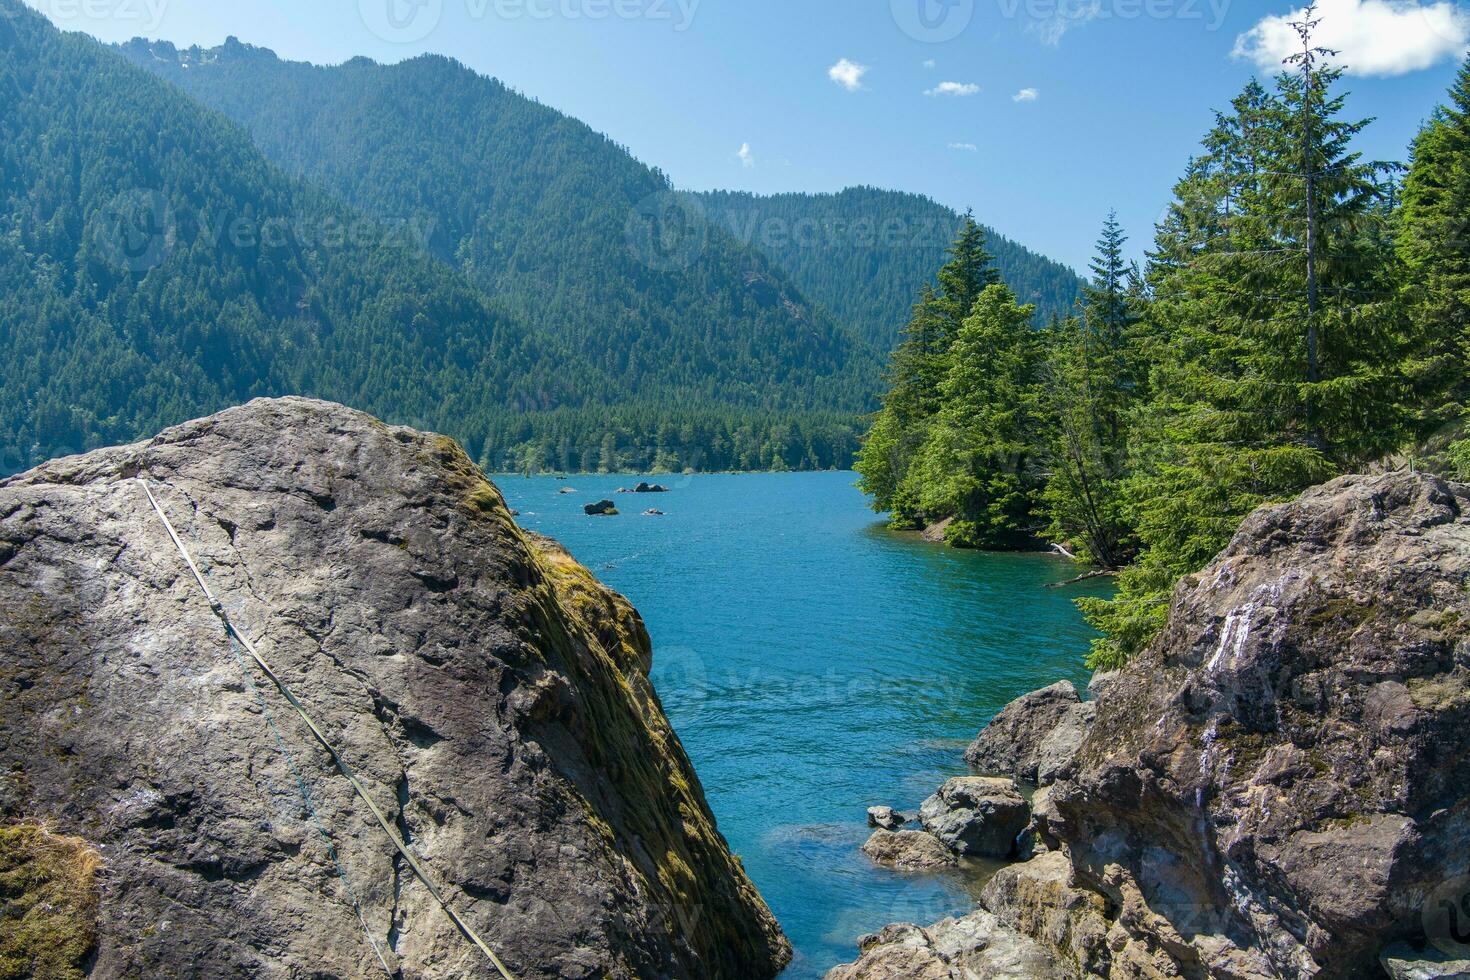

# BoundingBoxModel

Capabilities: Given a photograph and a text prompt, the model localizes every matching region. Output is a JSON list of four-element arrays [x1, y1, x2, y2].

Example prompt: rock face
[[860, 830, 957, 871], [918, 776, 1030, 858], [0, 399, 790, 979], [834, 471, 1470, 980], [1042, 472, 1470, 978], [964, 680, 1096, 785]]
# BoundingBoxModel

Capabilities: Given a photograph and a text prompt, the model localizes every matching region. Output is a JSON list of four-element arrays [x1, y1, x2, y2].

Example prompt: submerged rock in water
[[918, 776, 1030, 858], [0, 398, 789, 979], [866, 805, 907, 831], [860, 830, 956, 870], [964, 680, 1095, 786]]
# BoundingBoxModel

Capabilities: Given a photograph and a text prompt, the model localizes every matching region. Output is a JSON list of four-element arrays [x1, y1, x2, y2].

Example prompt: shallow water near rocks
[[499, 471, 1113, 977]]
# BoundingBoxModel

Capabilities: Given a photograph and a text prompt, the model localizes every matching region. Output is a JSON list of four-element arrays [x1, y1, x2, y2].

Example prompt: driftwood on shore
[[1045, 569, 1120, 589]]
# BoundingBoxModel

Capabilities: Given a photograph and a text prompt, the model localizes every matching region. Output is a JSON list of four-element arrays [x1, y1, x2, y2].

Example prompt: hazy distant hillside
[[697, 187, 1084, 349], [0, 0, 592, 473], [119, 38, 878, 412]]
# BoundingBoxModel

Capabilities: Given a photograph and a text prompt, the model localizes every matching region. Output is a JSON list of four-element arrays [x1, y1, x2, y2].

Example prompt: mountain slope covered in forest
[[117, 37, 877, 413], [0, 0, 598, 474], [696, 187, 1084, 349]]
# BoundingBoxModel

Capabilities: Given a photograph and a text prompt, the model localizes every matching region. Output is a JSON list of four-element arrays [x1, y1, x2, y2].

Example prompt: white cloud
[[923, 59, 937, 69], [948, 142, 979, 151], [926, 81, 981, 97], [1030, 0, 1103, 45], [828, 58, 868, 91], [1234, 0, 1470, 77], [738, 142, 754, 168], [1013, 87, 1040, 102]]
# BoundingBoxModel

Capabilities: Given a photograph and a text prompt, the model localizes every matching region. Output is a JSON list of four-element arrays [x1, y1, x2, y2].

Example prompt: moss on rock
[[0, 822, 101, 980]]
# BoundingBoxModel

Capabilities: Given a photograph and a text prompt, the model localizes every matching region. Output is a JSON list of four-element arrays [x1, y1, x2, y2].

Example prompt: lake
[[497, 471, 1113, 978]]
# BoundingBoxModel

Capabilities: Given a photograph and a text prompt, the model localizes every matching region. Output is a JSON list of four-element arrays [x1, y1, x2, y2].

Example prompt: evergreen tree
[[1399, 55, 1470, 449], [856, 218, 1007, 522], [907, 285, 1044, 547], [1082, 11, 1405, 668], [1040, 215, 1142, 568]]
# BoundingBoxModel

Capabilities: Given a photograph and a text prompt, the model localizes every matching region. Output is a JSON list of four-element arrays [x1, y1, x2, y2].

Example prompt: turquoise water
[[497, 472, 1112, 978]]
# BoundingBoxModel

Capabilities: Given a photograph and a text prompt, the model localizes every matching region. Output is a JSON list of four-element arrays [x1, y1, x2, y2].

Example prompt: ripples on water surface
[[498, 472, 1113, 978]]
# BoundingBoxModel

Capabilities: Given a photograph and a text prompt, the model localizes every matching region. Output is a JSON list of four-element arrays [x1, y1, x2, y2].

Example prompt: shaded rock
[[860, 830, 956, 871], [867, 806, 907, 831], [918, 776, 1030, 858], [824, 910, 1061, 979], [584, 499, 618, 516], [634, 482, 670, 493], [1020, 785, 1060, 856], [964, 680, 1095, 785], [1381, 943, 1470, 980], [0, 399, 789, 979]]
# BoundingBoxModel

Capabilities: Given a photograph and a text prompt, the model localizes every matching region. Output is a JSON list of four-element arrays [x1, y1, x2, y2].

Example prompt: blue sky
[[24, 0, 1470, 271]]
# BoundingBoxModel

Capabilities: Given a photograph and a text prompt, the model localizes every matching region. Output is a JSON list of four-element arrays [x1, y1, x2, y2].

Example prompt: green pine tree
[[904, 284, 1044, 547], [1082, 11, 1406, 669], [856, 217, 1006, 524], [1399, 55, 1470, 459]]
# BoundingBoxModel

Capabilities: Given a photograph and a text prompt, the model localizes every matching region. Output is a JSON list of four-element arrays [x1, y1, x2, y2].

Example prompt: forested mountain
[[0, 1, 876, 476], [116, 38, 877, 414], [0, 0, 600, 474], [696, 187, 1084, 348]]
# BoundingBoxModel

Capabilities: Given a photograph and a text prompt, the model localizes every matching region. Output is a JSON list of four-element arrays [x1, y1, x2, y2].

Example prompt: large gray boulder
[[964, 680, 1095, 785], [1044, 473, 1470, 978], [0, 399, 789, 979], [918, 776, 1030, 858]]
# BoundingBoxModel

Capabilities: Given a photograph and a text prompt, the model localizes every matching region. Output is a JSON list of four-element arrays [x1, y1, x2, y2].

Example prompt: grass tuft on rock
[[0, 822, 102, 980]]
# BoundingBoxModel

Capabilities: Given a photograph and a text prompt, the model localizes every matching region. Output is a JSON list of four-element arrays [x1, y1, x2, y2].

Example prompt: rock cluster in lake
[[837, 471, 1470, 979], [0, 398, 790, 979]]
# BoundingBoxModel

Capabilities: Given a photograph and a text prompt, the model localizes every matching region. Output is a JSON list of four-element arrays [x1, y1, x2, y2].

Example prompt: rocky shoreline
[[835, 471, 1470, 980]]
